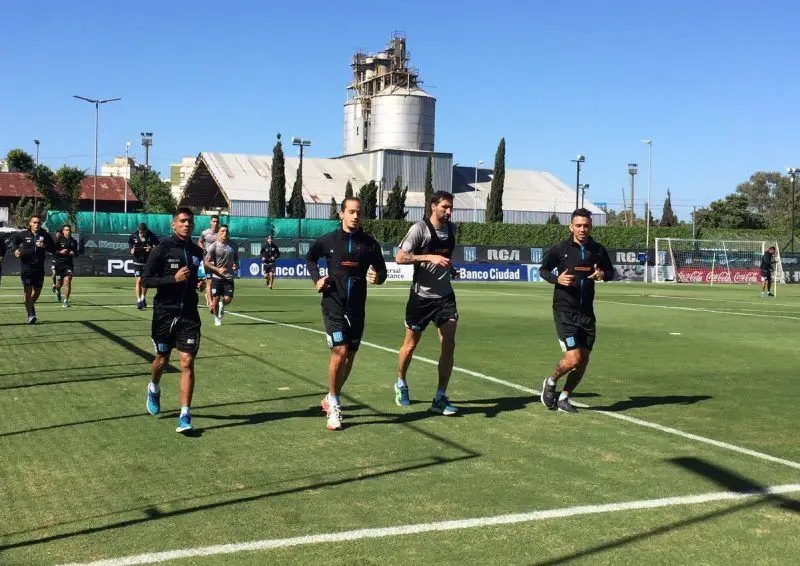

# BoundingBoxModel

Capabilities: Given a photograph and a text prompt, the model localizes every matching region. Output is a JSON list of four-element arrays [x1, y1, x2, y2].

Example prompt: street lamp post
[[579, 184, 590, 208], [788, 168, 799, 252], [642, 139, 653, 282], [34, 139, 40, 166], [474, 159, 484, 222], [73, 95, 121, 233], [124, 141, 132, 214], [627, 163, 638, 227], [292, 136, 311, 218], [571, 154, 586, 210], [140, 132, 153, 169]]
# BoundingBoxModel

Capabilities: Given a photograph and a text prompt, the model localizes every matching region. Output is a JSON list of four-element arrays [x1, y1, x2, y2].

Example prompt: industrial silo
[[370, 86, 435, 151]]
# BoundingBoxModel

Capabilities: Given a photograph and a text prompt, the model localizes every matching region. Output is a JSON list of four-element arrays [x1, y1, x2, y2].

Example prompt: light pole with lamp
[[627, 163, 638, 227], [474, 159, 484, 222], [34, 139, 40, 166], [124, 141, 132, 214], [642, 139, 653, 282], [788, 168, 799, 252], [73, 95, 122, 233], [579, 183, 590, 208], [292, 137, 311, 222], [571, 154, 585, 210]]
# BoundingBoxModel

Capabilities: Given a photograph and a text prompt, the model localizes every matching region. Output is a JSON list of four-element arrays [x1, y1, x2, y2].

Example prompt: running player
[[539, 208, 614, 414], [260, 234, 281, 289], [394, 190, 461, 415], [50, 224, 79, 307], [204, 224, 239, 326], [129, 223, 159, 309], [760, 245, 776, 297], [305, 197, 388, 431], [142, 207, 205, 433], [0, 233, 6, 286], [11, 214, 57, 323], [197, 215, 219, 310]]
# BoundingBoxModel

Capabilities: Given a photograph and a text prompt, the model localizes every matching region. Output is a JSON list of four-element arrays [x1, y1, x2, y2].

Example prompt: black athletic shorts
[[133, 262, 145, 278], [321, 305, 365, 352], [761, 270, 772, 282], [151, 314, 201, 356], [212, 278, 234, 298], [554, 310, 596, 352], [405, 292, 458, 332], [20, 268, 45, 289], [52, 264, 74, 280], [263, 261, 276, 275]]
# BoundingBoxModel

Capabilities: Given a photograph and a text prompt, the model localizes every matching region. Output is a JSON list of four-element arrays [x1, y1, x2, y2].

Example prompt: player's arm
[[274, 245, 281, 260], [593, 246, 615, 281], [539, 245, 560, 284], [260, 246, 267, 262], [203, 246, 221, 276], [305, 236, 329, 290], [368, 243, 388, 285], [233, 248, 239, 272], [43, 232, 58, 254], [395, 223, 449, 267], [141, 244, 175, 288]]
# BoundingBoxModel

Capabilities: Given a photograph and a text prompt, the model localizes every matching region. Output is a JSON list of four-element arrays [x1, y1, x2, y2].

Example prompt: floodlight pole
[[571, 154, 585, 210], [642, 139, 653, 282], [788, 168, 799, 252], [474, 160, 484, 222]]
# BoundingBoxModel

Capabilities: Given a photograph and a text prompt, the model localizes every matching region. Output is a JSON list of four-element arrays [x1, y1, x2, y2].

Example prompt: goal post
[[654, 238, 783, 285]]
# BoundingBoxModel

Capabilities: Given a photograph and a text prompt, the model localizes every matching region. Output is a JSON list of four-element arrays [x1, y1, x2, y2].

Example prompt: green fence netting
[[44, 212, 339, 239]]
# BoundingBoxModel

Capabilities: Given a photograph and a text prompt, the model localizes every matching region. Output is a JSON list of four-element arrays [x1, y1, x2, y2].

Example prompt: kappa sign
[[676, 268, 760, 284]]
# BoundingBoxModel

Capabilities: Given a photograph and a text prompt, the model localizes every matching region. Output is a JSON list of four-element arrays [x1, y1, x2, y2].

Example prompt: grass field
[[1, 276, 799, 565]]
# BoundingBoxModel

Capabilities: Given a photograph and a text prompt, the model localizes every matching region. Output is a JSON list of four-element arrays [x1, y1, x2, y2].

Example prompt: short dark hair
[[210, 214, 220, 221], [768, 245, 776, 251], [341, 196, 362, 211], [267, 234, 273, 239], [173, 207, 194, 219], [29, 214, 42, 222], [62, 224, 71, 230], [571, 208, 593, 221], [430, 191, 454, 206], [138, 222, 147, 231], [218, 224, 229, 231]]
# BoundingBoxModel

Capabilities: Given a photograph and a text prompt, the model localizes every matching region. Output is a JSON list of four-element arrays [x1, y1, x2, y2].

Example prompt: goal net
[[654, 238, 783, 285]]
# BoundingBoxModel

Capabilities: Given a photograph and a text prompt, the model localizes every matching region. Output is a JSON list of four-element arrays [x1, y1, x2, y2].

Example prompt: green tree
[[329, 197, 339, 219], [694, 193, 767, 230], [660, 189, 678, 227], [28, 164, 58, 212], [603, 209, 628, 226], [287, 168, 306, 218], [344, 179, 354, 200], [129, 167, 176, 213], [383, 176, 408, 220], [485, 137, 506, 223], [9, 197, 40, 227], [6, 149, 35, 173], [424, 153, 433, 207], [734, 171, 792, 230], [268, 134, 286, 218], [56, 166, 85, 226], [546, 212, 560, 225], [358, 180, 378, 219]]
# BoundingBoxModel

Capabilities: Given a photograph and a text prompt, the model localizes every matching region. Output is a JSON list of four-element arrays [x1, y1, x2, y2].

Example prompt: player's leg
[[205, 274, 213, 308], [135, 269, 144, 308], [767, 275, 774, 296], [395, 328, 421, 407], [62, 274, 72, 306], [429, 318, 458, 415], [541, 311, 583, 409], [51, 268, 58, 296], [268, 269, 275, 289], [321, 345, 349, 431], [174, 318, 200, 432], [22, 283, 35, 321]]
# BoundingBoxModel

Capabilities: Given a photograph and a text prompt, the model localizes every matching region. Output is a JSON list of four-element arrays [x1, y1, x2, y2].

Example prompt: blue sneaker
[[55, 288, 62, 302], [394, 382, 411, 407], [429, 395, 458, 416], [176, 413, 193, 433], [146, 386, 160, 416]]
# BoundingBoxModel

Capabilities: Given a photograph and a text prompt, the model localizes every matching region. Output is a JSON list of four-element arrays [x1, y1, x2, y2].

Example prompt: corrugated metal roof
[[0, 172, 138, 202]]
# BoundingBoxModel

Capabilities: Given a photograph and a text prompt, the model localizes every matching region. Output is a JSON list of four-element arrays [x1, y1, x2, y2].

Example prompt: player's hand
[[428, 255, 451, 268], [588, 264, 604, 281], [316, 276, 330, 293], [145, 245, 152, 252], [130, 248, 135, 255], [174, 266, 191, 282], [366, 266, 378, 284], [557, 272, 575, 286], [70, 251, 75, 256], [450, 267, 460, 279], [14, 249, 21, 258]]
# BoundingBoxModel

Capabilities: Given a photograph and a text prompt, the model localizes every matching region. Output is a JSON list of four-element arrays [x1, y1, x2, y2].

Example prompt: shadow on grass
[[533, 457, 799, 565], [588, 395, 713, 412], [455, 395, 540, 418]]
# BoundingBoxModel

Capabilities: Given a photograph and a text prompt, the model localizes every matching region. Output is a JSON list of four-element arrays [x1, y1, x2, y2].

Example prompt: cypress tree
[[660, 189, 678, 227], [329, 197, 339, 219], [424, 153, 434, 207], [486, 137, 506, 223], [268, 134, 286, 218], [287, 166, 306, 218]]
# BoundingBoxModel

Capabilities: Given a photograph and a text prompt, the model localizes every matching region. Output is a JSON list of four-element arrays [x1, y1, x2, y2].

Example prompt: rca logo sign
[[616, 252, 638, 264], [107, 259, 136, 274], [487, 249, 520, 261]]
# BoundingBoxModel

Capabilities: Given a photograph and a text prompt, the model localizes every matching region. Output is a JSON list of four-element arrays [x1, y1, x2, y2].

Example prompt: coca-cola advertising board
[[675, 268, 761, 284]]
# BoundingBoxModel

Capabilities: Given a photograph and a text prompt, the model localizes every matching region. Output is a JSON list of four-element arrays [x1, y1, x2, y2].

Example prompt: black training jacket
[[52, 234, 79, 268], [539, 237, 614, 315], [760, 251, 774, 272], [129, 230, 160, 264], [141, 234, 205, 317], [306, 227, 388, 313], [260, 243, 281, 262], [11, 229, 57, 270]]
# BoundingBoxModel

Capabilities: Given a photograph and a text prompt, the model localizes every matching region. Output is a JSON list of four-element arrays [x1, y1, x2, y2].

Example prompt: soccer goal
[[654, 238, 783, 286]]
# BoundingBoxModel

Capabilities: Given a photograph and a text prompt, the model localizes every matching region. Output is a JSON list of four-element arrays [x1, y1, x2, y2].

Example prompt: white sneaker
[[321, 396, 342, 431], [214, 316, 222, 327]]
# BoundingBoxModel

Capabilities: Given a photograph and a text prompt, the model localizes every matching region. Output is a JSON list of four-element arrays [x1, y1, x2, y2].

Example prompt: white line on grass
[[600, 300, 800, 321], [225, 312, 800, 470], [57, 483, 800, 566]]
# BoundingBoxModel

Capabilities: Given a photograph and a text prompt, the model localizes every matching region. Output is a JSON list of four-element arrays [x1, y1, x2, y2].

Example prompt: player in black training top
[[141, 208, 205, 434], [129, 222, 159, 310], [50, 224, 79, 307], [305, 196, 387, 431], [538, 208, 614, 414], [11, 214, 57, 324], [260, 234, 281, 289], [760, 245, 776, 297]]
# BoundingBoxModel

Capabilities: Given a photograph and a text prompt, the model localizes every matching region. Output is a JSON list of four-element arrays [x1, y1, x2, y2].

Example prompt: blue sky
[[2, 0, 798, 220]]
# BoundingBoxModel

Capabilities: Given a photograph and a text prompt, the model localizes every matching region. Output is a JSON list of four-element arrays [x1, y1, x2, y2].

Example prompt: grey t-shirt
[[200, 228, 218, 249], [205, 240, 239, 280], [400, 220, 455, 299]]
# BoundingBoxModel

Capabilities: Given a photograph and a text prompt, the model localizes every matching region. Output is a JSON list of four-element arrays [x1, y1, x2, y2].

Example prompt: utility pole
[[627, 163, 639, 226]]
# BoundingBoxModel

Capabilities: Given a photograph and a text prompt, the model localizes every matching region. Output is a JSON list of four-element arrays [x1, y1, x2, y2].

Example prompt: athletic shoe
[[541, 377, 557, 409], [321, 396, 343, 431], [136, 300, 144, 310], [27, 314, 37, 324], [394, 382, 411, 407], [63, 300, 70, 308], [146, 386, 161, 416], [55, 288, 62, 302], [51, 285, 57, 295], [142, 298, 147, 309], [429, 395, 458, 416], [176, 413, 193, 433], [214, 316, 222, 327], [768, 293, 775, 297], [557, 397, 579, 414]]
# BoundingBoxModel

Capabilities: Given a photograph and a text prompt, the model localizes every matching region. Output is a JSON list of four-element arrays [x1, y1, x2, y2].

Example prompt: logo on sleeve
[[565, 337, 576, 348]]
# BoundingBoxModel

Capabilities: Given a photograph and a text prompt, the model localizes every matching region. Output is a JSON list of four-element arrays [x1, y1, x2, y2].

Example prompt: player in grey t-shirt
[[394, 190, 460, 416], [204, 224, 238, 326], [197, 215, 219, 310]]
